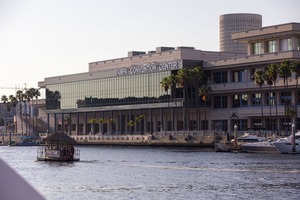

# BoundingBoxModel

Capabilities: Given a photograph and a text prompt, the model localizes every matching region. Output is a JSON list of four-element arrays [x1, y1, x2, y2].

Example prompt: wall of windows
[[46, 71, 171, 110], [213, 71, 227, 83], [232, 70, 245, 82], [252, 93, 261, 106], [232, 94, 248, 108], [213, 96, 228, 109]]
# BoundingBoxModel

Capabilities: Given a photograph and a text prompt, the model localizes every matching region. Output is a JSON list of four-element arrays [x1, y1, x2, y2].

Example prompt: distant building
[[219, 13, 262, 53], [38, 22, 300, 135]]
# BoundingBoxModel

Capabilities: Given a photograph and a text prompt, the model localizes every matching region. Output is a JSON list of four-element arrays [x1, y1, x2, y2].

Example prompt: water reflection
[[0, 146, 299, 200]]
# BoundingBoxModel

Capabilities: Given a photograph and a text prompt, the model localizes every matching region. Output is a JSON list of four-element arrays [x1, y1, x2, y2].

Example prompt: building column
[[54, 113, 57, 133], [76, 112, 80, 135], [61, 113, 64, 133], [47, 113, 50, 135], [150, 108, 153, 134], [68, 113, 71, 135], [160, 108, 163, 131], [119, 110, 122, 134]]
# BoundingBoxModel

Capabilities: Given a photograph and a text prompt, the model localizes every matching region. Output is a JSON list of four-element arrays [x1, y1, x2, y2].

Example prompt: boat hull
[[273, 142, 300, 154], [37, 147, 80, 162], [214, 141, 240, 152], [241, 142, 278, 153]]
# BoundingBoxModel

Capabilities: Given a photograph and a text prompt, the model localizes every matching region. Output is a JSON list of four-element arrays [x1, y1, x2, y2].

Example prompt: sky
[[0, 0, 299, 98]]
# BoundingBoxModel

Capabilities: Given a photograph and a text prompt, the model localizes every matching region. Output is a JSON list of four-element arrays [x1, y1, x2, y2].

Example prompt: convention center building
[[38, 22, 300, 135]]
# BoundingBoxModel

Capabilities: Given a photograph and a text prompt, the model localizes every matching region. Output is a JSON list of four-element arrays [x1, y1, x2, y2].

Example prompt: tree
[[199, 85, 212, 130], [97, 118, 106, 135], [88, 118, 97, 135], [266, 63, 279, 131], [25, 88, 36, 134], [176, 68, 191, 130], [265, 64, 276, 131], [253, 69, 265, 129], [291, 60, 300, 127], [190, 66, 204, 130], [279, 60, 292, 134], [16, 90, 25, 135], [160, 76, 172, 105], [32, 88, 41, 134]]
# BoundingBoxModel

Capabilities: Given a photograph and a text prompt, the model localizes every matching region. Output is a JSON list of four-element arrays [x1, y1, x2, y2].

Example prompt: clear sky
[[0, 0, 299, 97]]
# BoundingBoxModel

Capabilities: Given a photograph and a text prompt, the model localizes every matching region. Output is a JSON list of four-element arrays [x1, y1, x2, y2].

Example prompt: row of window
[[251, 38, 299, 55], [214, 92, 293, 109]]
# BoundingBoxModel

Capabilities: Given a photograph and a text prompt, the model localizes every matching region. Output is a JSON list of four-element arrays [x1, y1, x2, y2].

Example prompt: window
[[280, 38, 292, 51], [252, 93, 261, 106], [232, 70, 245, 82], [233, 94, 248, 108], [267, 40, 276, 53], [266, 92, 275, 106], [214, 96, 227, 109], [213, 71, 227, 83], [252, 42, 262, 54], [280, 92, 291, 105]]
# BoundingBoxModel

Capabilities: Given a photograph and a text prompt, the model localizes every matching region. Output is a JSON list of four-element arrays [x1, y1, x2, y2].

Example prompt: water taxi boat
[[37, 133, 80, 162]]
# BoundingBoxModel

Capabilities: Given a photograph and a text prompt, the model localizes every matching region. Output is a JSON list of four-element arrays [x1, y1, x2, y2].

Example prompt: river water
[[0, 145, 299, 200]]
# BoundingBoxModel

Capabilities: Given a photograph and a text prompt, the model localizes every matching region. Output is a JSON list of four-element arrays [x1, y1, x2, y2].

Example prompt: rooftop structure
[[219, 13, 262, 53]]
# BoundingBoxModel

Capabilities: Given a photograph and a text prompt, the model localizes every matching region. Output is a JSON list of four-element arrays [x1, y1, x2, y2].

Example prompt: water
[[0, 145, 299, 200]]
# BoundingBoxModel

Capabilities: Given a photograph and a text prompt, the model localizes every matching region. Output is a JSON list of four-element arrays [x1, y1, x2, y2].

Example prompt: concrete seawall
[[2, 133, 226, 148], [69, 134, 224, 148]]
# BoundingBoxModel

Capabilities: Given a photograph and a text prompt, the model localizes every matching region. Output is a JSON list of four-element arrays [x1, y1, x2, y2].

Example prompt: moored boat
[[273, 132, 300, 154], [13, 135, 44, 146], [214, 133, 266, 152], [241, 139, 278, 153]]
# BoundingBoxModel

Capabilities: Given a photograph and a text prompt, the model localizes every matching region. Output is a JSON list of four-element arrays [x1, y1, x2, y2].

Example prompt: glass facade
[[46, 71, 171, 110]]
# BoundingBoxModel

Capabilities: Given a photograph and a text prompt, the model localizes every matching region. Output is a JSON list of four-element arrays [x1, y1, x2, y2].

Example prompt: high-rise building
[[220, 13, 262, 53]]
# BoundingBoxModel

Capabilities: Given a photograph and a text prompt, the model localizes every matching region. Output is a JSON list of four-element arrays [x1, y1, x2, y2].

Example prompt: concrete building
[[38, 22, 300, 136], [219, 13, 262, 53]]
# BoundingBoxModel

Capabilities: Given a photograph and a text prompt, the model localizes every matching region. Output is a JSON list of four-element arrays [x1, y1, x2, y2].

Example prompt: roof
[[43, 133, 77, 144]]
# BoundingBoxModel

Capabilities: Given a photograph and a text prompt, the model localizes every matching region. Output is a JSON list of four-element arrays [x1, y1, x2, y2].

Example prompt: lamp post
[[233, 124, 238, 147], [3, 120, 6, 145], [291, 123, 296, 153]]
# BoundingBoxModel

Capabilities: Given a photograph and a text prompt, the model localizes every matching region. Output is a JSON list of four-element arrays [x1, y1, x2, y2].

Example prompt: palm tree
[[266, 63, 279, 131], [168, 73, 179, 108], [160, 76, 172, 105], [279, 60, 292, 134], [97, 118, 106, 135], [265, 65, 276, 131], [190, 66, 204, 130], [16, 90, 25, 135], [291, 61, 300, 127], [253, 69, 265, 129], [176, 68, 190, 130], [88, 118, 97, 135], [199, 85, 212, 130], [32, 88, 41, 134], [25, 88, 36, 134]]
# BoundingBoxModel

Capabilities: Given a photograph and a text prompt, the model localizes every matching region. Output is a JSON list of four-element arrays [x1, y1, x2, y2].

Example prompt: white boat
[[214, 133, 266, 152], [273, 132, 300, 154], [241, 138, 278, 153]]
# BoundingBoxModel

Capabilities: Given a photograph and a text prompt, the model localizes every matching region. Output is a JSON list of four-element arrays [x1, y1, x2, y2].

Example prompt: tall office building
[[220, 13, 262, 53]]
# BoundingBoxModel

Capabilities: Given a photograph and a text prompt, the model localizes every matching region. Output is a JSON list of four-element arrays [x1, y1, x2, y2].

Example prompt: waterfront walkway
[[67, 132, 222, 147]]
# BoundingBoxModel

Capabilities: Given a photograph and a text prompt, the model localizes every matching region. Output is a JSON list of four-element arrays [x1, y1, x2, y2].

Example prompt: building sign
[[115, 61, 179, 76]]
